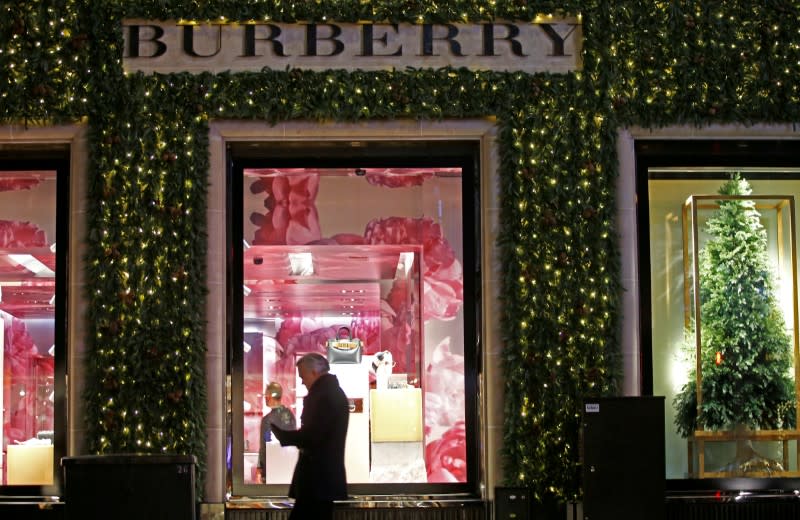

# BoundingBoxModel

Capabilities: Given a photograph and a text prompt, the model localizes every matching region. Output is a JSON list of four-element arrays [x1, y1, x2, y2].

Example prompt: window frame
[[226, 140, 483, 497], [635, 138, 800, 491], [0, 153, 69, 496]]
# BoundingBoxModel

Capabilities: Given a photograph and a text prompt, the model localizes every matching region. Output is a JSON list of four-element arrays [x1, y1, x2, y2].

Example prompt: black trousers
[[289, 499, 334, 520]]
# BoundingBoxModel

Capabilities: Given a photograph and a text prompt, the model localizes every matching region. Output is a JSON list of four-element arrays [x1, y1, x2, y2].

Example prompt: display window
[[228, 142, 480, 495], [636, 140, 800, 485], [0, 156, 67, 491]]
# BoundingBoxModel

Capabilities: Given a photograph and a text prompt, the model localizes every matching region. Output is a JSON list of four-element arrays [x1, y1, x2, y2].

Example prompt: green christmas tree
[[674, 175, 796, 438]]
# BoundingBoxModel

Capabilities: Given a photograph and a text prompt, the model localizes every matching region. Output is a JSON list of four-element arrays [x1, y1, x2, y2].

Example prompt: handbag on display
[[326, 326, 363, 364]]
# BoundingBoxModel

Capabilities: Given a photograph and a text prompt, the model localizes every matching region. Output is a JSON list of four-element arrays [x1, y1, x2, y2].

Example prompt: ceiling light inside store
[[288, 252, 314, 276], [7, 254, 55, 276]]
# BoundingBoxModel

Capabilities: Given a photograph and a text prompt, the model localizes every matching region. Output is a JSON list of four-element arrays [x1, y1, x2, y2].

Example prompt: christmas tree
[[674, 175, 796, 439]]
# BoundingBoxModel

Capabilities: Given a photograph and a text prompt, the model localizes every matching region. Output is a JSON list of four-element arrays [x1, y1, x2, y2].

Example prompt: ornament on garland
[[102, 134, 122, 145], [167, 389, 184, 403], [11, 19, 25, 36], [541, 208, 557, 227], [32, 84, 55, 97], [119, 291, 135, 306], [69, 34, 88, 50]]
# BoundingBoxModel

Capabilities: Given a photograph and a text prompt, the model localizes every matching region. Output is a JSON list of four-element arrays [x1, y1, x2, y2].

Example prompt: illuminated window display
[[234, 161, 471, 491], [645, 166, 800, 480], [0, 168, 58, 486]]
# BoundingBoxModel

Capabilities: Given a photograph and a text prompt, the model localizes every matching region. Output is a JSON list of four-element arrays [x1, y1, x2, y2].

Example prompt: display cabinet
[[681, 190, 800, 477]]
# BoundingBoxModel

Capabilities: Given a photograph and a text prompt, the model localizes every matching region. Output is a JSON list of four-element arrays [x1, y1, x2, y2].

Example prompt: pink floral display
[[425, 420, 467, 482], [0, 220, 48, 248], [424, 337, 466, 430], [244, 168, 469, 483], [365, 168, 433, 188], [272, 316, 347, 405], [3, 317, 43, 445], [364, 216, 464, 322], [0, 178, 40, 192], [378, 280, 417, 373], [249, 174, 321, 245], [424, 337, 466, 482]]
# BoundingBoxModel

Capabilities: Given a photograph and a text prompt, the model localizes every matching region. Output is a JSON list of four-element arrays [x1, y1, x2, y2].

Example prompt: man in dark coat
[[271, 353, 349, 520]]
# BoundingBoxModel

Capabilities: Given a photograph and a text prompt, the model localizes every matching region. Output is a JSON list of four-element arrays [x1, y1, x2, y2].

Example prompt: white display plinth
[[370, 388, 423, 442], [264, 442, 298, 484], [328, 361, 370, 482]]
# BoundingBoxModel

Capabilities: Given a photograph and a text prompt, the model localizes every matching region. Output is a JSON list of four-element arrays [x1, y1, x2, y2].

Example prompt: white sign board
[[122, 19, 582, 74]]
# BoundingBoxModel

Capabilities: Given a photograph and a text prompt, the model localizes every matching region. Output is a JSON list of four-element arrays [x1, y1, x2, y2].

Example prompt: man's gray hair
[[297, 352, 330, 374]]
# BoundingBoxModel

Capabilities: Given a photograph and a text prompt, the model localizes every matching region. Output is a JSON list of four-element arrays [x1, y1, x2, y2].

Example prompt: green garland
[[3, 0, 800, 505]]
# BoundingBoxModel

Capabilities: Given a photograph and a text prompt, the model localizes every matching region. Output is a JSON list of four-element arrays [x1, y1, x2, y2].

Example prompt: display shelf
[[689, 429, 800, 478]]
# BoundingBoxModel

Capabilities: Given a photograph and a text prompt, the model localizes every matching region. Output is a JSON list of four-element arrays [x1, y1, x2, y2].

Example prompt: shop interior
[[235, 164, 469, 489]]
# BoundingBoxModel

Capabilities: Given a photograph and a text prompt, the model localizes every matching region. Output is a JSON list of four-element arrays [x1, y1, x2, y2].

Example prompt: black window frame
[[226, 140, 483, 498], [634, 138, 800, 492], [0, 151, 69, 496]]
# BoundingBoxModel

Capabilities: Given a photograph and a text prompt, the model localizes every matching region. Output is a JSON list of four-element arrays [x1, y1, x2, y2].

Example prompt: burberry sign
[[122, 19, 582, 73]]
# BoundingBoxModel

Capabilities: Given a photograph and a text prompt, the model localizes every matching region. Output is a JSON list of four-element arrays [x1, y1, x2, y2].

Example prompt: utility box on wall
[[62, 454, 196, 520], [582, 397, 665, 520]]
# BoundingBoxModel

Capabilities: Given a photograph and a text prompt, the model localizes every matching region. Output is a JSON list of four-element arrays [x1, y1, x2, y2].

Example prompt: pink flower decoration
[[365, 168, 433, 188], [273, 317, 343, 405], [3, 317, 42, 444], [0, 220, 48, 248], [348, 316, 382, 356], [243, 378, 263, 415], [425, 420, 467, 482], [364, 217, 463, 321], [250, 174, 321, 245], [4, 317, 38, 377], [0, 178, 40, 192], [424, 337, 465, 431]]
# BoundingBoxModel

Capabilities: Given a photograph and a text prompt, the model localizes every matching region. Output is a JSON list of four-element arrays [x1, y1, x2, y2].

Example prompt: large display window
[[228, 142, 480, 496], [0, 156, 68, 492], [636, 140, 800, 486]]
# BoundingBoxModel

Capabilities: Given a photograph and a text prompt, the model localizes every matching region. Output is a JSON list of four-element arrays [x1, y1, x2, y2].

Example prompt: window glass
[[0, 168, 58, 486], [647, 168, 800, 480], [238, 165, 468, 488]]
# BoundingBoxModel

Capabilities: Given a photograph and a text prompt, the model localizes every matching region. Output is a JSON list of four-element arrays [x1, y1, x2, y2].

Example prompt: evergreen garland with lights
[[2, 0, 800, 506]]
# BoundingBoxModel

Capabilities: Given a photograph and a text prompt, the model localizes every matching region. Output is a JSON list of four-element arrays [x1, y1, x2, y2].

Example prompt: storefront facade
[[3, 2, 800, 517]]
